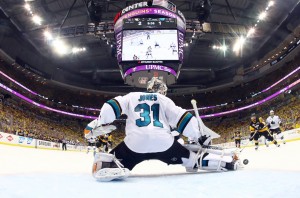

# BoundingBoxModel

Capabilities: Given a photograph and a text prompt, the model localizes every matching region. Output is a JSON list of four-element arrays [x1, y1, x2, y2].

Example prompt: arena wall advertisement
[[2, 129, 300, 152], [0, 132, 86, 151], [0, 132, 35, 148]]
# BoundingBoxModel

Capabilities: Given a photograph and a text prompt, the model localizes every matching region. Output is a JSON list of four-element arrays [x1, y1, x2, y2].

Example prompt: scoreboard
[[113, 3, 186, 88], [123, 18, 177, 30]]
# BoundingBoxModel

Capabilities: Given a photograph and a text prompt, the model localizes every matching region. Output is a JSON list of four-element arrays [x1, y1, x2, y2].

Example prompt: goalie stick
[[190, 99, 248, 166], [240, 130, 258, 153], [191, 99, 220, 139]]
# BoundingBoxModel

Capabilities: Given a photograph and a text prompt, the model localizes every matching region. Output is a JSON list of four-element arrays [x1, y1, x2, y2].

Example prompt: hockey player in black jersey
[[249, 113, 280, 150], [232, 131, 242, 148]]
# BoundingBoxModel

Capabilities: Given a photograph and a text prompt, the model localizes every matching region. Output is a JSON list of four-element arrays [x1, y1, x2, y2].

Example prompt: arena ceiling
[[0, 0, 299, 94]]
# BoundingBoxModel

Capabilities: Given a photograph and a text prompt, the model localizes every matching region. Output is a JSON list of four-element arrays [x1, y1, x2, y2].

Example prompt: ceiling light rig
[[32, 15, 42, 25], [24, 3, 31, 11], [43, 30, 53, 41], [22, 0, 87, 56], [212, 45, 227, 52], [43, 30, 87, 55], [246, 27, 255, 38], [50, 38, 87, 55], [51, 39, 69, 55], [258, 12, 267, 20], [72, 47, 86, 54], [233, 36, 245, 53], [232, 1, 276, 55], [249, 1, 300, 70], [23, 0, 43, 25]]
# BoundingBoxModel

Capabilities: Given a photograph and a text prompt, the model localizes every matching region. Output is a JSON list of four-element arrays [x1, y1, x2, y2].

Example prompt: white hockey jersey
[[97, 92, 201, 153], [266, 115, 281, 129], [88, 137, 96, 144]]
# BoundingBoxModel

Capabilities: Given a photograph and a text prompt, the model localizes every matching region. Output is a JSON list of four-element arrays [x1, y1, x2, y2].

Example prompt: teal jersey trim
[[106, 99, 122, 118], [177, 112, 193, 133]]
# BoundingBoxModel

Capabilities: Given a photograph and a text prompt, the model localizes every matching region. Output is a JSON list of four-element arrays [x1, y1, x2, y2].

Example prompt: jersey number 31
[[134, 103, 163, 128]]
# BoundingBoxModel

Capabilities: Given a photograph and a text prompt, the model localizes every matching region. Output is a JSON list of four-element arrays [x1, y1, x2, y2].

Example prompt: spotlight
[[247, 27, 255, 37], [268, 1, 274, 7], [258, 12, 267, 20], [233, 36, 245, 52], [221, 45, 227, 51], [43, 30, 53, 40], [72, 47, 80, 54], [24, 3, 31, 11], [32, 15, 42, 25], [52, 39, 69, 55]]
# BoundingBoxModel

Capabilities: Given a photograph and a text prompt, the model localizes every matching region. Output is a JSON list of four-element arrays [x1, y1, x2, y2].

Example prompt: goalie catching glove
[[84, 118, 116, 139]]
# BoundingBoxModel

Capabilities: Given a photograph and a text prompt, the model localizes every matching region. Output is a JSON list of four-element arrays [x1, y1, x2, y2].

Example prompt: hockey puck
[[243, 159, 249, 165]]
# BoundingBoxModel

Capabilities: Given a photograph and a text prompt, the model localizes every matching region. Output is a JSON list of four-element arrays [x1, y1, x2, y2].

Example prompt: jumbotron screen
[[121, 29, 179, 61]]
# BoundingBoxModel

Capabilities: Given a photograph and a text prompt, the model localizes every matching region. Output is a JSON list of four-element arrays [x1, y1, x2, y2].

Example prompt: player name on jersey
[[138, 94, 158, 102]]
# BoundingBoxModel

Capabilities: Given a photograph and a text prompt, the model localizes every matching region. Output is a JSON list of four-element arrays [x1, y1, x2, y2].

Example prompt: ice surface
[[1, 141, 300, 198]]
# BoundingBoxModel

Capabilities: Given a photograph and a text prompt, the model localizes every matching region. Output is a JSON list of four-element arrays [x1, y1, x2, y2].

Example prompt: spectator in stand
[[295, 118, 300, 128]]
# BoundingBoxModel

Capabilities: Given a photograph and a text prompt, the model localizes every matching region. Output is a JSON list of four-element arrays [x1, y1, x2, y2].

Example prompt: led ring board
[[114, 1, 186, 88]]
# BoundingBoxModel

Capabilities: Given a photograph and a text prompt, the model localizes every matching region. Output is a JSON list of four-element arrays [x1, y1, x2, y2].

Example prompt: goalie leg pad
[[92, 153, 130, 181], [182, 148, 238, 172], [201, 153, 237, 171], [182, 151, 198, 172]]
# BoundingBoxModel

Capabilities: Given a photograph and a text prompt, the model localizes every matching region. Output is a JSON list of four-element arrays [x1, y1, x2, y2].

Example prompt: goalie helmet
[[147, 77, 168, 95]]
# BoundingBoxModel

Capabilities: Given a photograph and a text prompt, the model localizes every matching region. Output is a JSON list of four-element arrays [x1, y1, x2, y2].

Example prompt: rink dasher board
[[1, 129, 300, 151], [214, 128, 300, 148], [0, 131, 86, 152]]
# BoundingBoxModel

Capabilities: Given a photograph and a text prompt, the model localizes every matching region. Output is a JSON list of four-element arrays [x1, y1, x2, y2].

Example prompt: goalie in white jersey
[[84, 77, 238, 181]]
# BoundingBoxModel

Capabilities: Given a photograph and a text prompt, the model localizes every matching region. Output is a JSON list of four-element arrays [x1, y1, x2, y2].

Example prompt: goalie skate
[[94, 168, 130, 182]]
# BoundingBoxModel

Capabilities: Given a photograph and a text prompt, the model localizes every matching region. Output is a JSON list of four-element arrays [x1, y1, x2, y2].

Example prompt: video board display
[[122, 29, 179, 61]]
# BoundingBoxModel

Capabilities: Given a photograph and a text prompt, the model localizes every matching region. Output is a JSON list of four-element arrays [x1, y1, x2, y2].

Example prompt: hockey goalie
[[84, 77, 240, 181]]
